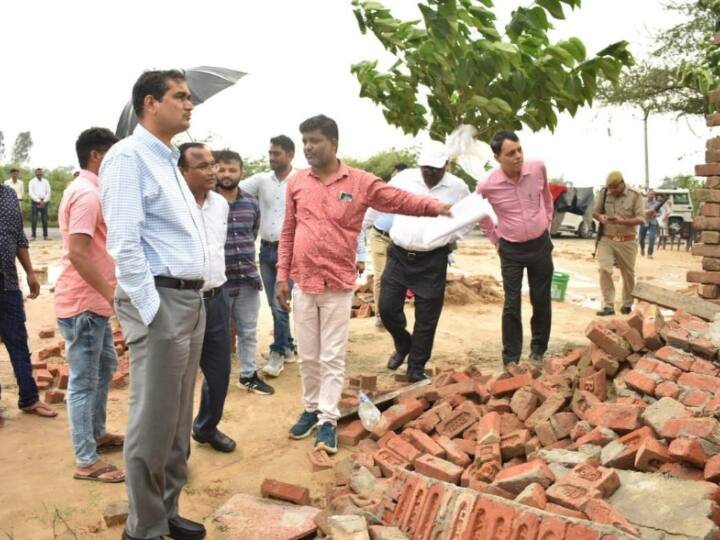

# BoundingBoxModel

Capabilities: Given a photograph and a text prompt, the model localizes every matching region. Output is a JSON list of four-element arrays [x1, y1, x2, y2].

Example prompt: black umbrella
[[115, 66, 246, 138]]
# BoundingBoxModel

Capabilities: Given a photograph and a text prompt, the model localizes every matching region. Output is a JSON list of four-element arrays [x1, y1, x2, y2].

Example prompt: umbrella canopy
[[115, 66, 246, 138]]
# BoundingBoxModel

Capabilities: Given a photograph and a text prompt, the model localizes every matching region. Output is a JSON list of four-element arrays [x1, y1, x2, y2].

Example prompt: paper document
[[422, 193, 497, 245]]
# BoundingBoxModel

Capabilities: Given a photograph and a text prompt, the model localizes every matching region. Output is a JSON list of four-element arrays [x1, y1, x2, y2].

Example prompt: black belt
[[261, 239, 279, 247], [203, 287, 221, 299], [372, 226, 391, 238], [392, 243, 449, 260], [154, 276, 204, 290]]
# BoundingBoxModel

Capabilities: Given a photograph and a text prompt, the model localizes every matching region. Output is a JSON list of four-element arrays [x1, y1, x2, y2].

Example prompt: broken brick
[[476, 411, 501, 444], [669, 438, 709, 467], [413, 454, 463, 484], [43, 389, 65, 404], [435, 401, 478, 438], [515, 482, 547, 510], [585, 402, 641, 432], [634, 437, 672, 472], [492, 459, 555, 494], [585, 322, 631, 359], [489, 373, 533, 396], [260, 479, 310, 505], [623, 369, 657, 396], [339, 420, 368, 447]]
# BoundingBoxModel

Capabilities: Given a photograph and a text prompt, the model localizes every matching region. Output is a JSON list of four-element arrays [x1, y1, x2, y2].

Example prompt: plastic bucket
[[551, 271, 570, 302]]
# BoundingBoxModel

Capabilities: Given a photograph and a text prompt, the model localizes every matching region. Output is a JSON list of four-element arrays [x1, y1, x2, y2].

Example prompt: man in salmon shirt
[[277, 114, 452, 454], [55, 127, 125, 484], [477, 130, 554, 368]]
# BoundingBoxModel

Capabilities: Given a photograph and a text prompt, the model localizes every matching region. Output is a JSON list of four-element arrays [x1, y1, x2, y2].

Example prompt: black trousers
[[499, 231, 554, 364], [192, 287, 231, 436], [379, 244, 448, 374]]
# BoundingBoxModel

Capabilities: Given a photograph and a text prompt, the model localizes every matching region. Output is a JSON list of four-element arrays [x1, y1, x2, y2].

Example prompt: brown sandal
[[96, 433, 125, 452], [73, 464, 125, 483], [21, 402, 58, 418]]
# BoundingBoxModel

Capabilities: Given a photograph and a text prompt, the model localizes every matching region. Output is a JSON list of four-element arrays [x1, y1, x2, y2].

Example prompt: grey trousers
[[116, 286, 206, 539]]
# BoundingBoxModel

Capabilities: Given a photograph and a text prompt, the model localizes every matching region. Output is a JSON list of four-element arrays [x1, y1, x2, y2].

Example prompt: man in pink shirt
[[55, 127, 125, 483], [277, 114, 451, 454], [477, 131, 554, 367]]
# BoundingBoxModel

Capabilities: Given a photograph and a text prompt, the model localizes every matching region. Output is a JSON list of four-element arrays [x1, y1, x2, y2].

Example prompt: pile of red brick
[[29, 323, 129, 405], [298, 300, 720, 538]]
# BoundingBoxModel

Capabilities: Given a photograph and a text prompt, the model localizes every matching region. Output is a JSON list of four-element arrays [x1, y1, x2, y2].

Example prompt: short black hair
[[177, 142, 206, 168], [213, 149, 243, 167], [9, 168, 19, 173], [490, 130, 519, 155], [132, 69, 186, 118], [393, 163, 408, 173], [299, 114, 339, 141], [75, 127, 119, 169], [270, 135, 295, 154]]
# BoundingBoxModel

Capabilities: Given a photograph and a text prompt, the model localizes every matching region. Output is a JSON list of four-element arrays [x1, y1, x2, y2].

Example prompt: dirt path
[[0, 234, 695, 539]]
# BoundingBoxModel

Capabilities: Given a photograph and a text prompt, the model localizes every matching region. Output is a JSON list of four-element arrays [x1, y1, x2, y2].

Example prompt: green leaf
[[536, 0, 565, 19], [560, 37, 586, 62]]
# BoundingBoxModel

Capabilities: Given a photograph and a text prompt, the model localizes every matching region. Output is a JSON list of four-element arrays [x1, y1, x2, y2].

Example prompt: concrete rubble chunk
[[609, 469, 720, 540], [210, 493, 320, 540], [328, 515, 370, 540], [537, 449, 591, 468], [641, 397, 691, 434], [102, 500, 129, 528]]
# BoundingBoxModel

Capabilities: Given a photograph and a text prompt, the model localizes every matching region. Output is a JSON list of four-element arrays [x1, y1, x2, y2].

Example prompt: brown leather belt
[[604, 234, 636, 242]]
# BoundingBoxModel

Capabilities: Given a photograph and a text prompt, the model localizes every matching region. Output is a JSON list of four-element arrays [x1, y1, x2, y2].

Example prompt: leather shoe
[[192, 430, 236, 453], [122, 530, 162, 540], [620, 306, 632, 315], [168, 515, 206, 540], [386, 351, 407, 370], [407, 370, 430, 383], [528, 351, 544, 367], [596, 307, 615, 317]]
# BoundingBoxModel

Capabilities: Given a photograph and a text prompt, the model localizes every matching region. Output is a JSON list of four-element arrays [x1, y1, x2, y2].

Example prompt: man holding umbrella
[[101, 70, 208, 540]]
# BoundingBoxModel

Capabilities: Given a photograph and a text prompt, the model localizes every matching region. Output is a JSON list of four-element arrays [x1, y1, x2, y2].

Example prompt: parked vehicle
[[653, 188, 694, 231], [550, 186, 596, 238]]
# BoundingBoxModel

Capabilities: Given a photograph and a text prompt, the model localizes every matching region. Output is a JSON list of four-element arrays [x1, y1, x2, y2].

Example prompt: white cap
[[418, 140, 449, 168]]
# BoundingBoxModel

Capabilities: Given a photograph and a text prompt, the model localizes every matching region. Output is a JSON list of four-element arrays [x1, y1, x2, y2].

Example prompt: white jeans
[[293, 287, 353, 426]]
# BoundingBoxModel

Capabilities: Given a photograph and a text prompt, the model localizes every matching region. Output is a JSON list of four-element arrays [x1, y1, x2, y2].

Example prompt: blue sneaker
[[289, 410, 319, 440], [315, 422, 338, 454]]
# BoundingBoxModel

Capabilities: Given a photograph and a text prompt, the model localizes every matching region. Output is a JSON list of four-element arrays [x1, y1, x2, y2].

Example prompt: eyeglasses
[[185, 162, 219, 172]]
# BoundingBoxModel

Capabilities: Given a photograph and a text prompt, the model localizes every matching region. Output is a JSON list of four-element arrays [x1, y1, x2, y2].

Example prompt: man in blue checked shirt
[[100, 70, 209, 540]]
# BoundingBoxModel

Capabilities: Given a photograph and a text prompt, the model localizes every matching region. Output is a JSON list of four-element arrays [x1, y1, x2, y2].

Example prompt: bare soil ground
[[0, 233, 695, 539]]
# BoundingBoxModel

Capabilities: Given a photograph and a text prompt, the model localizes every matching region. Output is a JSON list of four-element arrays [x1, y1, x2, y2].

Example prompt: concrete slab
[[610, 469, 719, 540], [210, 493, 320, 540]]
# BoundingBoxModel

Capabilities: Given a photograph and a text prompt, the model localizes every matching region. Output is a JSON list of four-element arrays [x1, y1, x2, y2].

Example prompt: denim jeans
[[0, 274, 39, 409], [639, 223, 657, 256], [31, 201, 49, 239], [57, 311, 117, 467], [259, 243, 295, 355], [229, 284, 260, 378]]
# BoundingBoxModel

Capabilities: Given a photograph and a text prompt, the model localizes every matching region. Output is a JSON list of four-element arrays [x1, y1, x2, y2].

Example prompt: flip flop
[[21, 402, 58, 418], [97, 434, 125, 453], [73, 464, 125, 483]]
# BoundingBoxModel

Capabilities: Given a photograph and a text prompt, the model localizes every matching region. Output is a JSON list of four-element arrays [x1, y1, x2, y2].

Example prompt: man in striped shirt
[[215, 149, 274, 396]]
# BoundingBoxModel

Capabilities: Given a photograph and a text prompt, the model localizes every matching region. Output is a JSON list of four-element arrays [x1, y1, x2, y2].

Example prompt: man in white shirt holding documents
[[365, 141, 470, 382]]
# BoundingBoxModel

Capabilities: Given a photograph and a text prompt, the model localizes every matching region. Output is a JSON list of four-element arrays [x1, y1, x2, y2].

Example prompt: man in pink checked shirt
[[477, 131, 554, 368], [276, 114, 451, 454]]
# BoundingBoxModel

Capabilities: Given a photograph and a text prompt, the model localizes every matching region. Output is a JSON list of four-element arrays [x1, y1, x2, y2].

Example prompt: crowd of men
[[0, 68, 660, 540]]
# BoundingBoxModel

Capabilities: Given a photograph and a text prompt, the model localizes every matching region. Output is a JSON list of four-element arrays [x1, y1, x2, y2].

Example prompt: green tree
[[344, 147, 418, 180], [11, 131, 33, 164], [242, 156, 269, 178], [597, 1, 720, 189], [350, 0, 633, 141]]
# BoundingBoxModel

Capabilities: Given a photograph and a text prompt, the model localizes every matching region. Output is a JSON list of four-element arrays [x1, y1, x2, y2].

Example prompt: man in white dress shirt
[[373, 141, 470, 381], [28, 167, 51, 240], [4, 168, 24, 200]]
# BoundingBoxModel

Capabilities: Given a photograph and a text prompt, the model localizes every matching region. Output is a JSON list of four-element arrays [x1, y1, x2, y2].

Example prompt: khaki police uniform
[[593, 185, 644, 310]]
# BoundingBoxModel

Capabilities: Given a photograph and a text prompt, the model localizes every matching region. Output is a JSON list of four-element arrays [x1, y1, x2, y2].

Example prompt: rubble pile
[[351, 273, 502, 318], [30, 321, 129, 404], [257, 301, 720, 538]]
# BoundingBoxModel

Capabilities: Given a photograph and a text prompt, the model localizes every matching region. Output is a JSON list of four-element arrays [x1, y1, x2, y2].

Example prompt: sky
[[0, 0, 706, 188]]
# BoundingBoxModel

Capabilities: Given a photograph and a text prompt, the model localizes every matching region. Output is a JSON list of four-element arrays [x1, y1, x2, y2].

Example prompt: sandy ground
[[0, 231, 696, 539]]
